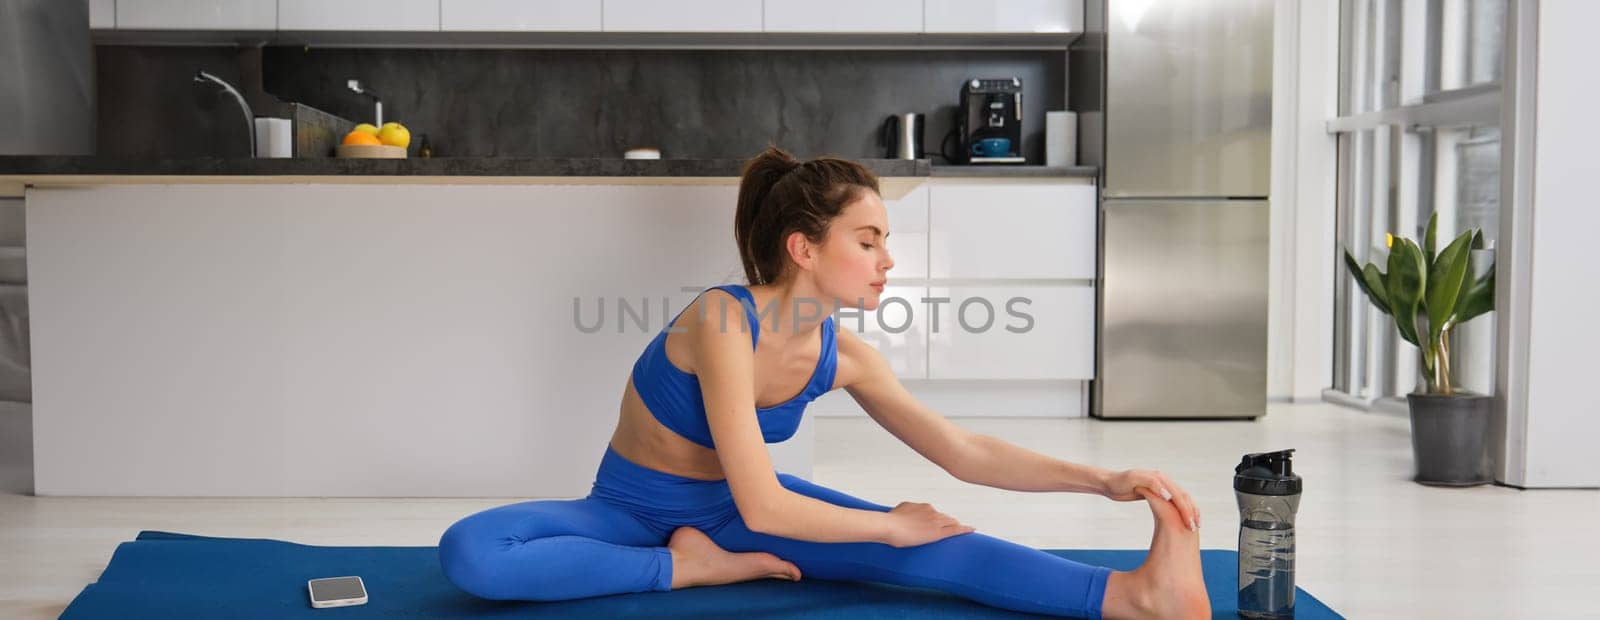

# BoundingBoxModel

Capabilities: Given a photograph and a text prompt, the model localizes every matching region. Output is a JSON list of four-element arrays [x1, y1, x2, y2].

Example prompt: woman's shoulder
[[691, 287, 756, 328], [673, 287, 759, 352]]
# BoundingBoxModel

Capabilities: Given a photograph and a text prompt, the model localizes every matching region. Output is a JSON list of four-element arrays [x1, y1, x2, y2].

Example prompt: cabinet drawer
[[91, 0, 114, 29], [764, 0, 922, 32], [279, 0, 440, 31], [926, 285, 1094, 380], [883, 183, 928, 280], [924, 0, 1082, 33], [441, 0, 601, 31], [834, 285, 928, 380], [117, 0, 277, 29], [603, 0, 761, 32], [929, 181, 1096, 279]]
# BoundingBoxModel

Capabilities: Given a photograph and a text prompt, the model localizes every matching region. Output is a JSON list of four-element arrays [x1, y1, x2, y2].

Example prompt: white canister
[[1045, 111, 1077, 167], [253, 117, 293, 158]]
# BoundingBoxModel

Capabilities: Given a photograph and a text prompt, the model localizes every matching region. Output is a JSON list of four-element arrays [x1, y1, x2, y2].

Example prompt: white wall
[[1512, 1, 1600, 487], [1268, 0, 1339, 401]]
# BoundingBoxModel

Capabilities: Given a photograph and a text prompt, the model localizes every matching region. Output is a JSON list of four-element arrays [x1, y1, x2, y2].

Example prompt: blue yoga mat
[[62, 531, 1342, 619]]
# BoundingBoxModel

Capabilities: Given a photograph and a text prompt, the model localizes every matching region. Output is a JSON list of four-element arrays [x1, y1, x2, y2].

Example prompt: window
[[1328, 0, 1503, 409]]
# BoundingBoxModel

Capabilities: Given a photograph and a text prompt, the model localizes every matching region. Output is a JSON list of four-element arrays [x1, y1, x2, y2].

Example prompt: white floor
[[3, 402, 1597, 618]]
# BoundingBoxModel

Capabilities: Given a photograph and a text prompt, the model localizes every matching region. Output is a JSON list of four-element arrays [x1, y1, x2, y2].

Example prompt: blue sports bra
[[630, 284, 838, 449]]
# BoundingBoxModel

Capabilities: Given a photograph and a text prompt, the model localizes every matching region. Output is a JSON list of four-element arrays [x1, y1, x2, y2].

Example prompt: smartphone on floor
[[308, 576, 368, 608]]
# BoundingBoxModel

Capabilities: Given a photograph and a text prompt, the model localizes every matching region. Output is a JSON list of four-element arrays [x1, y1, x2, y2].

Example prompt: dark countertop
[[0, 156, 928, 178], [930, 164, 1098, 178], [0, 156, 935, 178], [0, 156, 1097, 179]]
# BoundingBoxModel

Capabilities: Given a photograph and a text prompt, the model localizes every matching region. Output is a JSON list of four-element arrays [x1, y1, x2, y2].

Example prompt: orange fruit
[[342, 131, 382, 146]]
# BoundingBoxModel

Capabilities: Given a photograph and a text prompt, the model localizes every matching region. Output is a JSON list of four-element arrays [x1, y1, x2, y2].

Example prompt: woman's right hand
[[882, 501, 976, 548]]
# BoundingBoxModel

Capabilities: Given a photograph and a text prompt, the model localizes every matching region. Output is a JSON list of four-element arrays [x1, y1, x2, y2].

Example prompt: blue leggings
[[438, 445, 1113, 619]]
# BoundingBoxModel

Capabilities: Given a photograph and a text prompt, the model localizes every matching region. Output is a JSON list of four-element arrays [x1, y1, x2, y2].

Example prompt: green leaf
[[1344, 250, 1393, 315], [1471, 228, 1486, 250], [1426, 231, 1475, 344], [1423, 212, 1439, 262], [1387, 238, 1425, 347], [1362, 264, 1393, 315], [1342, 249, 1362, 281], [1456, 262, 1496, 325]]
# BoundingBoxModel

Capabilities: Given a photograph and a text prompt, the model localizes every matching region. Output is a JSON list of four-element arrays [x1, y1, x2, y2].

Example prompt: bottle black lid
[[1234, 449, 1303, 496]]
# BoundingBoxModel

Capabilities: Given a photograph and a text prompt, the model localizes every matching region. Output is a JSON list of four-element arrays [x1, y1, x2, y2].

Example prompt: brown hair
[[734, 146, 880, 286]]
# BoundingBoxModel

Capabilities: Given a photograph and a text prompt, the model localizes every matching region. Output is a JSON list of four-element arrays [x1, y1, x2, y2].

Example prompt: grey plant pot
[[1406, 392, 1493, 486]]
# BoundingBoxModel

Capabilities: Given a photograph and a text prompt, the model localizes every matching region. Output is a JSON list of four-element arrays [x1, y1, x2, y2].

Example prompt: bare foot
[[1101, 488, 1211, 620], [666, 526, 801, 589]]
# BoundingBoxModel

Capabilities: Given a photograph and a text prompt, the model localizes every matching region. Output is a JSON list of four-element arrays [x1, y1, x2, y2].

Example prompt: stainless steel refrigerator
[[1075, 0, 1274, 419]]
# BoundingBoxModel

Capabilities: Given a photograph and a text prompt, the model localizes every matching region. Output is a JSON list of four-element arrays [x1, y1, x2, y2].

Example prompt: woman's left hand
[[1101, 469, 1201, 532]]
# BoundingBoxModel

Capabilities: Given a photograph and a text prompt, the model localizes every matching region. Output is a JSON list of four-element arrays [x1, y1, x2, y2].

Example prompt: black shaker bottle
[[1234, 449, 1302, 619]]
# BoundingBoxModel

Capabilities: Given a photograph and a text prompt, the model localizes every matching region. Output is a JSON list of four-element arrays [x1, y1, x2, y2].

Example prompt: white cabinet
[[90, 0, 115, 29], [279, 0, 440, 31], [94, 0, 1087, 35], [927, 284, 1094, 380], [884, 183, 929, 280], [923, 179, 1098, 382], [826, 184, 929, 381], [924, 0, 1082, 33], [116, 0, 276, 30], [763, 0, 921, 33], [929, 180, 1096, 279], [603, 0, 761, 32], [441, 0, 600, 31], [836, 285, 928, 379]]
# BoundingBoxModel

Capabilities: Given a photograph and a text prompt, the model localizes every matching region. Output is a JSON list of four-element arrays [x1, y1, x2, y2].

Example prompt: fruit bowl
[[336, 144, 407, 159]]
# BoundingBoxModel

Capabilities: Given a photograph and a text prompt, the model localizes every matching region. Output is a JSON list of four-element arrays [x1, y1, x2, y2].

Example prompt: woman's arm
[[689, 290, 897, 544], [958, 420, 1203, 529], [835, 330, 973, 480], [836, 328, 1111, 496], [960, 437, 1202, 530], [952, 434, 1112, 495], [747, 488, 891, 543], [837, 329, 1202, 529]]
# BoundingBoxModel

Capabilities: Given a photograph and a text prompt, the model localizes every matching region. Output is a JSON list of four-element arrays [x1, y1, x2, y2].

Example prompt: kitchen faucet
[[192, 70, 256, 158], [346, 79, 382, 126]]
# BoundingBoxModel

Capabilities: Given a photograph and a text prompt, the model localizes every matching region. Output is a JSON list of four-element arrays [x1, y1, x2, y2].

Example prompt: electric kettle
[[880, 113, 926, 160]]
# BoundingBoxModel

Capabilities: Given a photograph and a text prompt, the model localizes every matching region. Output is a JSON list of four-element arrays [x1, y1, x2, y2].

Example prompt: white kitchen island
[[9, 164, 1097, 497]]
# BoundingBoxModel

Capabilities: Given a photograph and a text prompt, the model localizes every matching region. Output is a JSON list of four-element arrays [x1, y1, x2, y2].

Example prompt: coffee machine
[[957, 78, 1025, 164]]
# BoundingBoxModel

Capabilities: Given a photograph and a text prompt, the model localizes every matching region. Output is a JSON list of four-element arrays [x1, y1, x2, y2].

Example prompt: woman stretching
[[438, 147, 1210, 619]]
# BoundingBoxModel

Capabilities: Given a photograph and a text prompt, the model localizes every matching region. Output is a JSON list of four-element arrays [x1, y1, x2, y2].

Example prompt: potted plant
[[1343, 213, 1497, 486]]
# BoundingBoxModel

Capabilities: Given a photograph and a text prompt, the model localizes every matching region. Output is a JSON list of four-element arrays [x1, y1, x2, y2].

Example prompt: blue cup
[[970, 137, 1012, 158]]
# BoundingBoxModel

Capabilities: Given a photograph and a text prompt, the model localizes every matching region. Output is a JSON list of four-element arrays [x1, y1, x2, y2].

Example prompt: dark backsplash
[[97, 45, 1065, 162], [98, 46, 253, 159]]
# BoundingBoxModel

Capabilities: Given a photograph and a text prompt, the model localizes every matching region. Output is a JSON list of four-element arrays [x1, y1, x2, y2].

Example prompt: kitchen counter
[[0, 156, 1097, 198], [18, 164, 1098, 497], [931, 164, 1099, 178], [0, 156, 931, 179]]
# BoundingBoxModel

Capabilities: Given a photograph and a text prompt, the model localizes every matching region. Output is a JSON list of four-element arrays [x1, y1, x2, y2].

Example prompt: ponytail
[[734, 145, 879, 286]]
